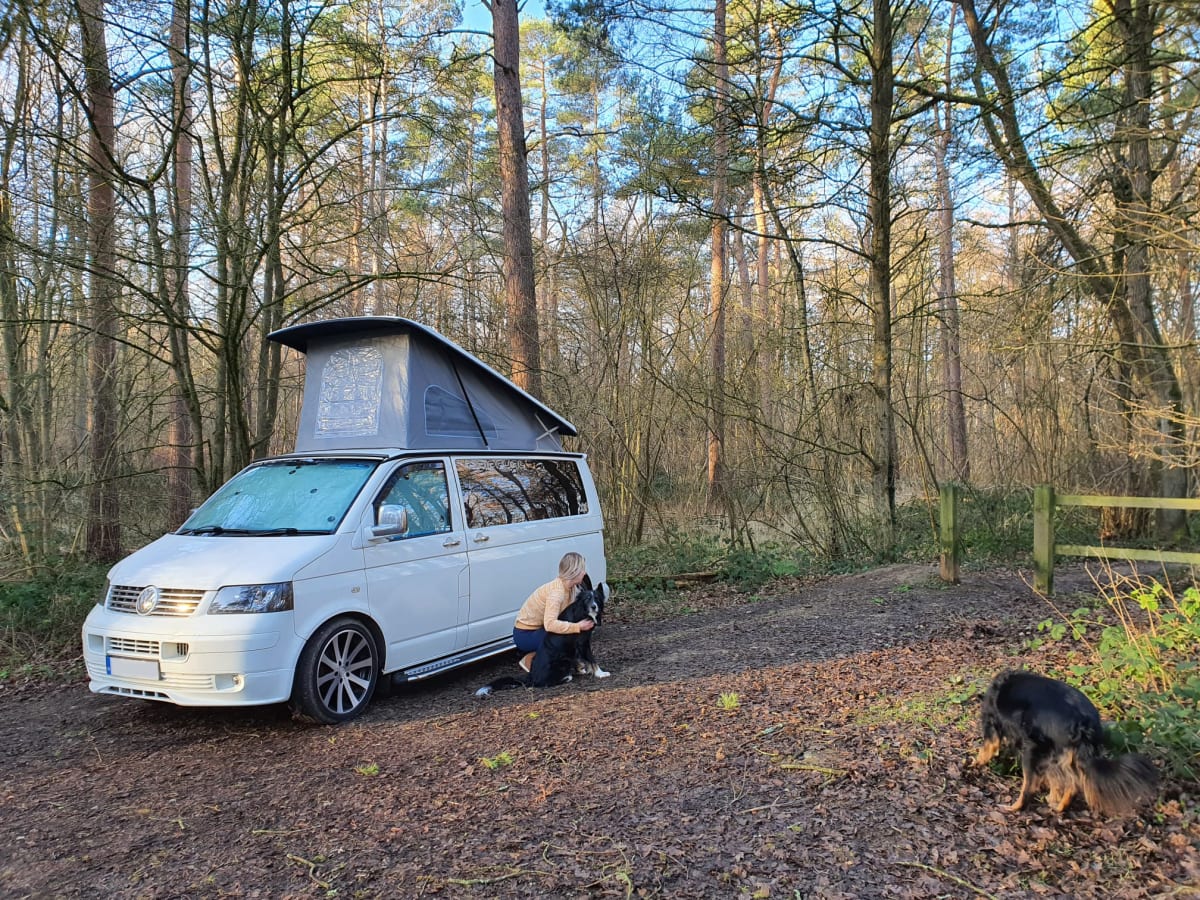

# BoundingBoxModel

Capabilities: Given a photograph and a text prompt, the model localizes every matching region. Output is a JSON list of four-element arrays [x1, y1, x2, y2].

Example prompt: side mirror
[[370, 504, 408, 539]]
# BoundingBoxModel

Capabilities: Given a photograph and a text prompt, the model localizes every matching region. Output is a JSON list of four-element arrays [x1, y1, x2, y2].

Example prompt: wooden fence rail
[[1032, 484, 1200, 594]]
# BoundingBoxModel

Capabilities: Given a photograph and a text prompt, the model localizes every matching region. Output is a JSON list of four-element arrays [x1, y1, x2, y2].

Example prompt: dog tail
[[1074, 745, 1158, 815], [474, 676, 528, 697]]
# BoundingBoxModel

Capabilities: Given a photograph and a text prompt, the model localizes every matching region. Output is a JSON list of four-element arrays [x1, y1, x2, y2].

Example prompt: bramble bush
[[0, 562, 107, 677]]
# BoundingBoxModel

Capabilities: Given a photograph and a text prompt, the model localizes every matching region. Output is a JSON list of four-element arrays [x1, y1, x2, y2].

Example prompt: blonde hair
[[558, 552, 587, 582]]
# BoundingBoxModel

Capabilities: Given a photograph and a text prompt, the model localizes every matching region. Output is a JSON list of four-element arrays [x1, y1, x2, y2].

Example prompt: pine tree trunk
[[707, 0, 729, 507], [79, 0, 122, 560], [934, 6, 969, 483], [166, 0, 196, 528], [489, 0, 542, 396], [868, 0, 896, 553]]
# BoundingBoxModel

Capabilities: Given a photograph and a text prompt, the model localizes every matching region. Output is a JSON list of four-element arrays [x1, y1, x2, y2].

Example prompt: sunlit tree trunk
[[752, 24, 783, 416], [253, 0, 291, 459], [78, 0, 122, 560], [203, 0, 257, 486], [707, 0, 729, 507], [1, 15, 31, 512], [369, 0, 390, 317], [1111, 0, 1187, 537], [868, 0, 897, 552], [931, 5, 968, 483], [487, 0, 542, 396], [166, 0, 198, 525], [534, 44, 560, 363]]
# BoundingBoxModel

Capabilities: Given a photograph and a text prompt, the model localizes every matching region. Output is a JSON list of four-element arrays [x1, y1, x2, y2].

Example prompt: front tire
[[290, 617, 379, 724]]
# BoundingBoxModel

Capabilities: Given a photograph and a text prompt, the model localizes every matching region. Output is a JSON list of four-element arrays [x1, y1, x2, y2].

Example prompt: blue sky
[[460, 0, 550, 33]]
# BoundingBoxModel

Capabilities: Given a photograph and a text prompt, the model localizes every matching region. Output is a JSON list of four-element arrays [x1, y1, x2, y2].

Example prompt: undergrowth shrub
[[0, 563, 107, 677], [724, 545, 807, 589], [1033, 571, 1200, 780], [891, 497, 939, 562], [956, 487, 1033, 562], [849, 485, 1099, 568], [610, 536, 809, 590], [607, 535, 813, 620], [609, 529, 719, 576]]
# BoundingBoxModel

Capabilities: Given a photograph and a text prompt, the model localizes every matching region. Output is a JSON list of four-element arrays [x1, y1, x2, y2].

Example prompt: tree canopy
[[0, 0, 1198, 562]]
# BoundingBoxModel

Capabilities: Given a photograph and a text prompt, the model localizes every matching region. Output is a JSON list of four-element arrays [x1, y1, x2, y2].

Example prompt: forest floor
[[1, 562, 1197, 899]]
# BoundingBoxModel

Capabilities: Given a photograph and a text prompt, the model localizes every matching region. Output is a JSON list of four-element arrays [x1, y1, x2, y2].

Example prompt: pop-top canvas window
[[457, 458, 588, 527], [316, 347, 384, 437], [425, 385, 498, 440]]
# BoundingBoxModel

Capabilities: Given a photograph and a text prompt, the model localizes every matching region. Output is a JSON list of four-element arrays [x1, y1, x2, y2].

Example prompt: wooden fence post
[[939, 483, 960, 584], [1033, 484, 1055, 594]]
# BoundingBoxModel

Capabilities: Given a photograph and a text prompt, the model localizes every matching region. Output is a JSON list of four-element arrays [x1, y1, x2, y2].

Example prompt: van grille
[[107, 585, 206, 617], [107, 637, 159, 656]]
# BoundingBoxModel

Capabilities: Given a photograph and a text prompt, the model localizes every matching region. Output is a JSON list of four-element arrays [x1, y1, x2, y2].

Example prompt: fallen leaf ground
[[1, 563, 1196, 899]]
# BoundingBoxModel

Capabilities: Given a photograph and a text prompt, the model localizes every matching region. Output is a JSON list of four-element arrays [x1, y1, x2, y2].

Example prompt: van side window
[[456, 458, 588, 527], [376, 461, 452, 537]]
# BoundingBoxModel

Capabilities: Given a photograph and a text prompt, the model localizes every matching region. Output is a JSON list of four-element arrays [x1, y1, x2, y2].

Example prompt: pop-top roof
[[268, 317, 575, 453]]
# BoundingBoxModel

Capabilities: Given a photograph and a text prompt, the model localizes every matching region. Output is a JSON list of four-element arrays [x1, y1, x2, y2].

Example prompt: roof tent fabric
[[268, 317, 576, 453]]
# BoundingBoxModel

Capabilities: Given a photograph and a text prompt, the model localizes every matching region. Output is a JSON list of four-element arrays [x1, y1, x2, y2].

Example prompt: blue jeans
[[513, 626, 544, 653]]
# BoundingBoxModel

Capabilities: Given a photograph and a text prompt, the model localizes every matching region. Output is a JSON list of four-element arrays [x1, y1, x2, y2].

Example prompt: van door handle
[[443, 537, 462, 548], [472, 533, 489, 543]]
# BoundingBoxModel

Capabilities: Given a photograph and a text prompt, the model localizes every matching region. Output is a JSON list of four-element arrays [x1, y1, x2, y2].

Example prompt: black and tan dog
[[475, 578, 608, 696], [975, 669, 1158, 815]]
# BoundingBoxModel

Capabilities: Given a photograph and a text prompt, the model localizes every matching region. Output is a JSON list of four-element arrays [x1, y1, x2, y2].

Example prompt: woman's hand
[[577, 619, 595, 632]]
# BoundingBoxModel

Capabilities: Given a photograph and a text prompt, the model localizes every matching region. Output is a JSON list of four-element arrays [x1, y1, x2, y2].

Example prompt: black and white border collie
[[475, 578, 608, 697]]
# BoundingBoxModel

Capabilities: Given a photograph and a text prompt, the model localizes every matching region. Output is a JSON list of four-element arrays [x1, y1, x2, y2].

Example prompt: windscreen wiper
[[177, 525, 257, 536], [248, 527, 330, 536], [178, 525, 328, 536]]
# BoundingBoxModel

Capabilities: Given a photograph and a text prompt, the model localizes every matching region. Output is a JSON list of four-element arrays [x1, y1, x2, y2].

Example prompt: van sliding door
[[455, 456, 603, 648]]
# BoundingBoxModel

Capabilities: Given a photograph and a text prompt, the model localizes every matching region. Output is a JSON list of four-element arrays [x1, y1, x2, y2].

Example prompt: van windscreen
[[178, 459, 378, 536]]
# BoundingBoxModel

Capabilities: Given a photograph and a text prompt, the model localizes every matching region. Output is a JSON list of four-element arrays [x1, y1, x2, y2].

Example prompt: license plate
[[106, 655, 160, 681]]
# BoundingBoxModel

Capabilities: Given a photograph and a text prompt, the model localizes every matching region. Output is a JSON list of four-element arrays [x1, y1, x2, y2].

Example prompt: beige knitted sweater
[[513, 577, 584, 635]]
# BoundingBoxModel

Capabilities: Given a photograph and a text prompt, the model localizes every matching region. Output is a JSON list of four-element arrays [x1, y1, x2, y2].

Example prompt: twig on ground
[[441, 867, 551, 886], [286, 853, 330, 890], [893, 860, 999, 899]]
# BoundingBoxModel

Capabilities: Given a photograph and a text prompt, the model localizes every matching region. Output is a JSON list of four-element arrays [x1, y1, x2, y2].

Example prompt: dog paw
[[594, 668, 611, 678]]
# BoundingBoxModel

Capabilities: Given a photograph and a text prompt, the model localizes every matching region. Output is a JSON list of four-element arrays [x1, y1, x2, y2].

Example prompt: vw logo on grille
[[135, 586, 160, 616]]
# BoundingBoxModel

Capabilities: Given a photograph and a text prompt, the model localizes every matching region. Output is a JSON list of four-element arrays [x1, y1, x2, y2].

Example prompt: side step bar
[[393, 638, 516, 682]]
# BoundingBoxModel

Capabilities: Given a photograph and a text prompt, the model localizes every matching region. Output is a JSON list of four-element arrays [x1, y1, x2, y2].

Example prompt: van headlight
[[208, 582, 294, 614]]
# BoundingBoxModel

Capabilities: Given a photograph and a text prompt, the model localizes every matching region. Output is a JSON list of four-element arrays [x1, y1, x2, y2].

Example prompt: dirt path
[[1, 564, 1196, 899]]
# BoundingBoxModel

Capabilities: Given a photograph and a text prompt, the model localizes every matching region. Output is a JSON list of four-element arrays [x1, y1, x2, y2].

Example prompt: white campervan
[[82, 317, 606, 723]]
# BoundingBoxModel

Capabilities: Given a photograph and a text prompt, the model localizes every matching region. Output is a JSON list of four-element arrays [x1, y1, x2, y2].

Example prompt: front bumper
[[82, 605, 301, 707]]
